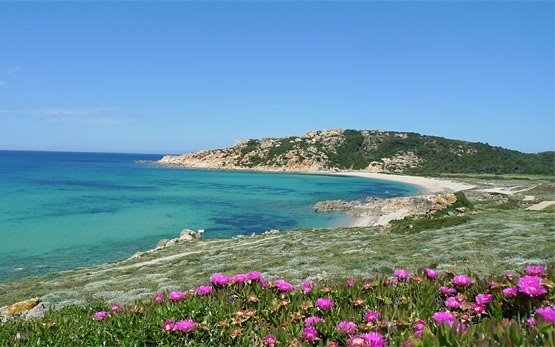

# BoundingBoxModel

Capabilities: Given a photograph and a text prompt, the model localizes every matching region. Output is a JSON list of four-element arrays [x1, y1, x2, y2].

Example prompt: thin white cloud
[[0, 107, 131, 125]]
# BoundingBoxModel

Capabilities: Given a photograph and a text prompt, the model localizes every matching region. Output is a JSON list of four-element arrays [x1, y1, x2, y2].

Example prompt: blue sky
[[0, 1, 553, 154]]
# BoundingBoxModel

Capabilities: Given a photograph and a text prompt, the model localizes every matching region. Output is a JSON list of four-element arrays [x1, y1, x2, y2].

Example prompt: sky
[[0, 1, 553, 154]]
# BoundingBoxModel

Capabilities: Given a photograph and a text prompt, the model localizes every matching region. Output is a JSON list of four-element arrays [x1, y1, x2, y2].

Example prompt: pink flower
[[328, 342, 339, 347], [153, 292, 164, 303], [305, 316, 324, 327], [452, 274, 472, 287], [262, 280, 269, 288], [527, 317, 536, 325], [109, 304, 122, 312], [470, 303, 486, 315], [445, 296, 463, 309], [413, 319, 427, 332], [526, 265, 545, 276], [394, 269, 411, 280], [196, 285, 213, 296], [535, 307, 555, 323], [161, 319, 175, 332], [303, 280, 313, 294], [503, 287, 518, 297], [302, 326, 318, 341], [518, 276, 547, 297], [94, 311, 107, 321], [348, 332, 387, 347], [232, 273, 248, 283], [433, 311, 456, 327], [337, 321, 357, 334], [264, 334, 278, 346], [505, 273, 515, 281], [316, 298, 334, 310], [210, 273, 230, 286], [175, 319, 196, 333], [425, 268, 438, 279], [168, 291, 185, 302], [247, 271, 263, 281], [274, 279, 294, 292], [385, 277, 398, 285], [364, 310, 381, 323], [488, 281, 497, 289], [440, 286, 457, 296], [346, 279, 356, 287], [475, 293, 493, 305]]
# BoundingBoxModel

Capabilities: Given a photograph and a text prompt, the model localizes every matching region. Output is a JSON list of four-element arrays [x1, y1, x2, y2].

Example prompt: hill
[[158, 129, 554, 175]]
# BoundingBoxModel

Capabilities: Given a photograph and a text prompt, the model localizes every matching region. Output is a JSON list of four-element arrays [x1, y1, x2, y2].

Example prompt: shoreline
[[151, 162, 476, 228], [152, 162, 475, 194]]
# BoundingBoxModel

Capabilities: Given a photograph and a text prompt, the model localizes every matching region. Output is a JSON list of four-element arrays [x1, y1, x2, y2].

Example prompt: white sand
[[331, 171, 475, 193]]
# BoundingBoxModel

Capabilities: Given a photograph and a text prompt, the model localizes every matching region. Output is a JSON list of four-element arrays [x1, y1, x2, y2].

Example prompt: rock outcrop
[[314, 193, 459, 226], [1, 297, 48, 322]]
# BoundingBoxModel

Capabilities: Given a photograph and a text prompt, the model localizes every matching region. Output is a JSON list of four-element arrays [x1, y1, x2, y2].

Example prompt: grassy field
[[0, 178, 553, 308]]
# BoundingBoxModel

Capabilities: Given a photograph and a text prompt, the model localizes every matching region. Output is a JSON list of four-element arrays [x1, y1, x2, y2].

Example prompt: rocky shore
[[314, 193, 462, 227]]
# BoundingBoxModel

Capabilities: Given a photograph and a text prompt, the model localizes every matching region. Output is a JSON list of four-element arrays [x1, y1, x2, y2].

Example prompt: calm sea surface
[[0, 151, 419, 281]]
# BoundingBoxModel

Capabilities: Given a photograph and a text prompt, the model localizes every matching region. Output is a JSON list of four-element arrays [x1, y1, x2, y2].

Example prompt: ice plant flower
[[93, 311, 107, 321], [168, 291, 185, 302], [275, 279, 294, 292], [364, 310, 381, 323], [433, 311, 456, 327], [302, 280, 313, 294], [302, 326, 318, 342], [394, 269, 411, 280], [210, 273, 231, 286], [195, 285, 213, 296], [503, 286, 518, 297], [232, 273, 248, 283], [336, 321, 357, 334], [475, 293, 493, 305], [264, 334, 278, 347], [153, 292, 164, 303], [440, 286, 457, 296], [425, 268, 438, 279], [175, 319, 196, 333], [161, 320, 175, 332], [452, 274, 472, 287], [346, 279, 356, 287], [316, 298, 334, 310], [535, 307, 555, 323], [413, 319, 427, 332], [247, 271, 263, 281], [445, 296, 463, 309], [348, 332, 387, 347], [470, 303, 486, 315], [518, 276, 547, 297], [526, 265, 545, 276], [109, 304, 122, 312], [385, 277, 398, 285], [305, 316, 324, 327], [505, 273, 515, 281]]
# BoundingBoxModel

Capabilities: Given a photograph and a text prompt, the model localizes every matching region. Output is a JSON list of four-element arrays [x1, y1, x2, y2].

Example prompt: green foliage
[[231, 130, 555, 175], [2, 269, 553, 346]]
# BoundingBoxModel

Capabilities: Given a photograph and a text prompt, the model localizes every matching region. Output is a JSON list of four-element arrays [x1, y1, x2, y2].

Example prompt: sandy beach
[[333, 171, 475, 194]]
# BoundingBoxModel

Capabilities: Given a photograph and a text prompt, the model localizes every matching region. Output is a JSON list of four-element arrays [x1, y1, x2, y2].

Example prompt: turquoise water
[[0, 151, 419, 281]]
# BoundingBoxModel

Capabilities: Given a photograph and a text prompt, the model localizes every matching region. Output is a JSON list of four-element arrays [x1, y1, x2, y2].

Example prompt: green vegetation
[[2, 268, 554, 346], [232, 130, 555, 175]]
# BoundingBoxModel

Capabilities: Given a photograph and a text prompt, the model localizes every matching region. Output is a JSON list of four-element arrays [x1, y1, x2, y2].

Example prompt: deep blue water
[[0, 151, 419, 281]]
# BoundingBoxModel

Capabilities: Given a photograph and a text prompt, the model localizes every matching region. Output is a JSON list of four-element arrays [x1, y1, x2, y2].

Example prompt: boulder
[[0, 297, 41, 322]]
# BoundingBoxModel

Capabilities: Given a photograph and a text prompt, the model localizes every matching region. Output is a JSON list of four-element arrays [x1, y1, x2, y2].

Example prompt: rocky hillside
[[159, 129, 554, 175]]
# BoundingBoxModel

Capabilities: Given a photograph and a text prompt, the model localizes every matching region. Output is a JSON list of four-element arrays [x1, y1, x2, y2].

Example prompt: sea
[[0, 151, 420, 282]]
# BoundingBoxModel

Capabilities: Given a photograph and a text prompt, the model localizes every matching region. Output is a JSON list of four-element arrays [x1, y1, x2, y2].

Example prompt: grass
[[2, 268, 554, 346]]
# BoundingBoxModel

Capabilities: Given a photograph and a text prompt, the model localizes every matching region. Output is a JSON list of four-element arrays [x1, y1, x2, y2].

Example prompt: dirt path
[[525, 201, 555, 211]]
